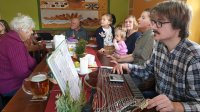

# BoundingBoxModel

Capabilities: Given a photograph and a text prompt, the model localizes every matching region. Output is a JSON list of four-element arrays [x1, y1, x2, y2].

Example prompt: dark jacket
[[95, 26, 115, 50]]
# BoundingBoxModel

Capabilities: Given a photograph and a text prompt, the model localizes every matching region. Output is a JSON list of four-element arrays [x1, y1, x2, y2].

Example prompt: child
[[95, 14, 115, 53], [113, 26, 128, 57]]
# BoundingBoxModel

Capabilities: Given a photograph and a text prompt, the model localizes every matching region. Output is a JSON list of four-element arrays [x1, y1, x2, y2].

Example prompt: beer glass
[[22, 72, 49, 100]]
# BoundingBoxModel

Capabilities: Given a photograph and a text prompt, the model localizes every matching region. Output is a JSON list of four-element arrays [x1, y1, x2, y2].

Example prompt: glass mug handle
[[22, 78, 32, 95], [22, 72, 49, 100]]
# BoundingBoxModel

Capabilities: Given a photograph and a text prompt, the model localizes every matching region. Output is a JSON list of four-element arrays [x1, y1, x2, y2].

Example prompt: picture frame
[[38, 0, 109, 29]]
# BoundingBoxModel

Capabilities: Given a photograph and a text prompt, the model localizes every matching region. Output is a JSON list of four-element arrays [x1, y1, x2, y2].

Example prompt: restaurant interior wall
[[187, 0, 200, 43], [0, 0, 39, 29], [131, 0, 164, 19], [0, 0, 129, 30]]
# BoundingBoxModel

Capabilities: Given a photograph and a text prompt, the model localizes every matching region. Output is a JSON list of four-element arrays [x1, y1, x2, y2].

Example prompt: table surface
[[2, 47, 114, 112], [2, 56, 50, 112], [2, 47, 153, 112]]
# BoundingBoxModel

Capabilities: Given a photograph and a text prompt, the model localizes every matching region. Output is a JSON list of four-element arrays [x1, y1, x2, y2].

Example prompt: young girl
[[95, 14, 115, 53], [113, 26, 128, 56]]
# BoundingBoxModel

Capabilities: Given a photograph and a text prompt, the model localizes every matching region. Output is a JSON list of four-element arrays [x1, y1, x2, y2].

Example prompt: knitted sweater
[[0, 30, 36, 94]]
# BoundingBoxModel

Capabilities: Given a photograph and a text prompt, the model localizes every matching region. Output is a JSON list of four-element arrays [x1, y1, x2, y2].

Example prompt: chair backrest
[[37, 33, 53, 40]]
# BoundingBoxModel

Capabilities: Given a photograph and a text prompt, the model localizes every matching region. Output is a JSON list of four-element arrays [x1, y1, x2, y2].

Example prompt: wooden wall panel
[[131, 0, 164, 19]]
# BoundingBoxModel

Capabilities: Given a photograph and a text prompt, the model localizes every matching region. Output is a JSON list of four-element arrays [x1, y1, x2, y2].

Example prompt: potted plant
[[56, 83, 85, 112], [75, 39, 87, 59]]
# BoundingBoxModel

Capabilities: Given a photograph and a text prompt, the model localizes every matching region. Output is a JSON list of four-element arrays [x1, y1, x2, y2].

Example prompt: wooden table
[[2, 47, 153, 112], [2, 47, 113, 112], [2, 57, 50, 112]]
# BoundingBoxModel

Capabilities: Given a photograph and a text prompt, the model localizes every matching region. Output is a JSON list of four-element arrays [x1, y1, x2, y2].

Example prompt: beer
[[30, 74, 49, 97]]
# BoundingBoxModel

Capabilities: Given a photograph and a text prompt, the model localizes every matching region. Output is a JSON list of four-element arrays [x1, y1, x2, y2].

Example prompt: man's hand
[[112, 63, 129, 74], [106, 54, 117, 60], [147, 94, 184, 112], [110, 60, 118, 65]]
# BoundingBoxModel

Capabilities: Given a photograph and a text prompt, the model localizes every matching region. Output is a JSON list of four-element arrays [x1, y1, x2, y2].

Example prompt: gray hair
[[10, 13, 35, 32]]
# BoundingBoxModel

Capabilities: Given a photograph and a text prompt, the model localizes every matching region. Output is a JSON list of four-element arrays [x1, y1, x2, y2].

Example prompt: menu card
[[47, 40, 81, 100]]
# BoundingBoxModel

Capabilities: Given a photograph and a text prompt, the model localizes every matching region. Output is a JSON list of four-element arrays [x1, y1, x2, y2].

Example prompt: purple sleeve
[[8, 43, 36, 79]]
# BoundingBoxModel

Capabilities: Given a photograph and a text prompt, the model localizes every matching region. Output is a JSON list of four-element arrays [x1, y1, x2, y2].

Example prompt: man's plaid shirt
[[129, 38, 200, 111]]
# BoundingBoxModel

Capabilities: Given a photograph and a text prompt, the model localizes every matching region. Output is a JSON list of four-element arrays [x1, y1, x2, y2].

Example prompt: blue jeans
[[142, 91, 158, 99], [131, 75, 157, 98]]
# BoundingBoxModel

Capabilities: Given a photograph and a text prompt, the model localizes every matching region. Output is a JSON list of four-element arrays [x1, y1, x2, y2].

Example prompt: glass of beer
[[22, 72, 49, 100]]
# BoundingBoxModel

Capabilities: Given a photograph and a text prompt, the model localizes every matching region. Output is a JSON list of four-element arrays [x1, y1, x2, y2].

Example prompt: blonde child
[[113, 26, 128, 57], [95, 14, 115, 53]]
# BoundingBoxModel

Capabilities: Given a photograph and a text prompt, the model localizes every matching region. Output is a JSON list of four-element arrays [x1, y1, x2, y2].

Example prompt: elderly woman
[[0, 14, 36, 106], [24, 31, 47, 63], [0, 19, 10, 37]]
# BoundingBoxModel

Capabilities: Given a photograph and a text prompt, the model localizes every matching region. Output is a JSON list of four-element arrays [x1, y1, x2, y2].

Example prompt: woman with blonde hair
[[0, 14, 36, 107], [124, 15, 141, 54]]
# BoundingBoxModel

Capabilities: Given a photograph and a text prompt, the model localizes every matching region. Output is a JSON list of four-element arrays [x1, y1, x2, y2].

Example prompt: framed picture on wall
[[38, 0, 108, 29]]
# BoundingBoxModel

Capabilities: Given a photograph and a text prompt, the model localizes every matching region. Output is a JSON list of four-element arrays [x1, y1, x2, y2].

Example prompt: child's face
[[137, 11, 152, 31], [100, 15, 111, 27], [115, 30, 122, 41]]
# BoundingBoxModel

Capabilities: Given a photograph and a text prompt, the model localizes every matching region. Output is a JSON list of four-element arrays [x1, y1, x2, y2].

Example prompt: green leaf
[[56, 82, 86, 112], [75, 39, 87, 55]]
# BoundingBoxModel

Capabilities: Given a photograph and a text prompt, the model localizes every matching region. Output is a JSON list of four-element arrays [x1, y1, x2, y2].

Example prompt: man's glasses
[[151, 19, 170, 28]]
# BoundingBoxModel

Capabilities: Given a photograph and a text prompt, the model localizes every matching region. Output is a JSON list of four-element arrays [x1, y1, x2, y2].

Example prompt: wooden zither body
[[92, 68, 147, 112]]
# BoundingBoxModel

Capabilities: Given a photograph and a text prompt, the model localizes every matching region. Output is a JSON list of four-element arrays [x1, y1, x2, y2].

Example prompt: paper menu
[[47, 40, 81, 100]]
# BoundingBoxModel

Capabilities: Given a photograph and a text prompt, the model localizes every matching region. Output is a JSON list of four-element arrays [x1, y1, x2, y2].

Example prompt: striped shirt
[[129, 38, 200, 111]]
